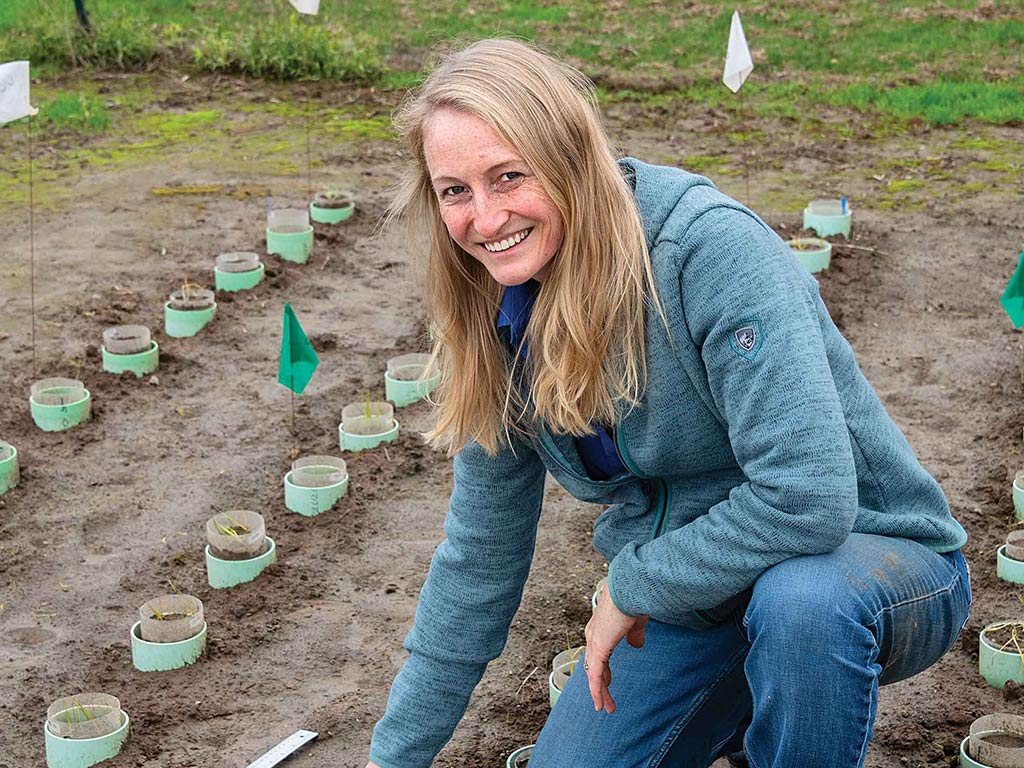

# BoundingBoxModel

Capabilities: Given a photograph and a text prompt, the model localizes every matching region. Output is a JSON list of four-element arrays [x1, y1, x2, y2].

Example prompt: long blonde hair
[[390, 39, 661, 456]]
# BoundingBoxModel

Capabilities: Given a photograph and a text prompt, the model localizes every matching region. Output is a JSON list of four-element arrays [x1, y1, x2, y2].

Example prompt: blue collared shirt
[[496, 281, 627, 481]]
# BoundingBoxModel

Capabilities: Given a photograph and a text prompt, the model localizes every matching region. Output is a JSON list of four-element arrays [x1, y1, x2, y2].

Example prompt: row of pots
[[44, 511, 275, 767], [267, 192, 355, 264], [784, 198, 853, 275]]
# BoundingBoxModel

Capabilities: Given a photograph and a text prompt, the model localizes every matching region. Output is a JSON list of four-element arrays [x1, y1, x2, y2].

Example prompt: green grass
[[39, 92, 109, 133], [0, 0, 1022, 126]]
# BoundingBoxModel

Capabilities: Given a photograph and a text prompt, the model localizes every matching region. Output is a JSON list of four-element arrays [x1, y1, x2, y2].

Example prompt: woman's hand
[[584, 582, 649, 714], [366, 762, 381, 768]]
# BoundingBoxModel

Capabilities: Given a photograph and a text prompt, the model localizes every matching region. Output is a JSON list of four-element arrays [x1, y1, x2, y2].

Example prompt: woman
[[366, 39, 970, 768]]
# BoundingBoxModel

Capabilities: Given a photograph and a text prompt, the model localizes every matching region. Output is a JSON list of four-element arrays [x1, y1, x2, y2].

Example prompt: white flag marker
[[722, 11, 754, 93], [0, 61, 38, 125], [288, 0, 320, 15]]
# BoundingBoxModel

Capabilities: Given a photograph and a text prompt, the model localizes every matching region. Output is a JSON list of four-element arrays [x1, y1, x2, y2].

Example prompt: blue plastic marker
[[266, 194, 272, 217], [840, 197, 847, 214]]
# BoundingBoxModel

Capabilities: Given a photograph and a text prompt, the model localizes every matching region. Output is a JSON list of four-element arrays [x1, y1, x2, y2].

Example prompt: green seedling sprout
[[363, 391, 373, 419], [564, 631, 585, 676], [180, 275, 205, 302], [67, 697, 95, 724], [146, 599, 197, 621]]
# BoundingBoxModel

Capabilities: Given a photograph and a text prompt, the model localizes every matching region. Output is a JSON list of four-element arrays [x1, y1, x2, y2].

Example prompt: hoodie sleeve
[[607, 205, 859, 626], [369, 435, 546, 768]]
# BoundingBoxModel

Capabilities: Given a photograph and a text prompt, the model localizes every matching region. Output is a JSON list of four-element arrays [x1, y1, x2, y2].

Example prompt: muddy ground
[[1, 73, 1023, 768]]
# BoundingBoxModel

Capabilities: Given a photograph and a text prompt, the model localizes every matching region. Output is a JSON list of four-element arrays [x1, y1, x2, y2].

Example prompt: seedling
[[982, 621, 1024, 670]]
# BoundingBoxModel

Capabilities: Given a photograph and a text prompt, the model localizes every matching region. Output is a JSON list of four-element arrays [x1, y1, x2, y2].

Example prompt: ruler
[[246, 730, 319, 768]]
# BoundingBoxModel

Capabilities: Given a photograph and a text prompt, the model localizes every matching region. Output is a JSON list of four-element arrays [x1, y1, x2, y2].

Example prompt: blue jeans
[[530, 534, 971, 768]]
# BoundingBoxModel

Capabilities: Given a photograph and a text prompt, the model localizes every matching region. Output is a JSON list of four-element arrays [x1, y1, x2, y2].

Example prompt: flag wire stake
[[28, 114, 36, 378], [739, 88, 750, 207]]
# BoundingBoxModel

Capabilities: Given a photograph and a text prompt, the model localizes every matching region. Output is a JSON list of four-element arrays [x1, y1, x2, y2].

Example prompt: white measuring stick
[[246, 730, 319, 768]]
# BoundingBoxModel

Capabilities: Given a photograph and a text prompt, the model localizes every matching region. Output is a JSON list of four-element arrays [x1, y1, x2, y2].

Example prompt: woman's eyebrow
[[431, 160, 522, 186]]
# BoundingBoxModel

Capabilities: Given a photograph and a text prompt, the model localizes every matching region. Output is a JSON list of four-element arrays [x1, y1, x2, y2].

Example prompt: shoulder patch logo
[[728, 319, 763, 361]]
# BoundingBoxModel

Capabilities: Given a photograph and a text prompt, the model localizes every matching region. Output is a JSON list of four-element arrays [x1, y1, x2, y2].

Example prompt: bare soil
[[1, 75, 1023, 768]]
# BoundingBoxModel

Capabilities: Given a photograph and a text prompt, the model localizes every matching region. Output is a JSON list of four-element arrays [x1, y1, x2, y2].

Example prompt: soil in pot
[[313, 190, 354, 209], [983, 623, 1024, 652], [47, 693, 122, 740], [206, 510, 267, 561], [291, 456, 348, 487], [103, 325, 151, 355], [31, 378, 86, 406], [168, 284, 215, 311], [215, 251, 261, 273], [138, 594, 204, 643], [341, 400, 395, 435]]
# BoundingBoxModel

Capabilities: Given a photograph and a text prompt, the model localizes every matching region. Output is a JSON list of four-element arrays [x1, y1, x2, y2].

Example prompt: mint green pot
[[803, 201, 852, 239], [960, 736, 986, 768], [214, 262, 264, 292], [0, 443, 19, 494], [130, 621, 207, 672], [786, 238, 832, 274], [997, 545, 1024, 584], [164, 302, 216, 338], [979, 624, 1024, 688], [339, 419, 400, 452], [385, 371, 440, 408], [206, 537, 276, 589], [30, 391, 91, 432], [283, 472, 348, 516], [102, 341, 159, 377], [1013, 476, 1024, 521], [507, 746, 533, 767], [310, 201, 354, 224], [266, 226, 314, 264], [45, 711, 130, 768]]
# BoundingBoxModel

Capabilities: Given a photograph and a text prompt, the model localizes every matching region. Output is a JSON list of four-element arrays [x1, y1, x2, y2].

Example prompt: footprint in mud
[[5, 626, 56, 647]]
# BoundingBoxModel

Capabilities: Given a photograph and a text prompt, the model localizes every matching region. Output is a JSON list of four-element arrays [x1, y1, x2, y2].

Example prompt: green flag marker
[[1001, 250, 1024, 328], [278, 303, 319, 394]]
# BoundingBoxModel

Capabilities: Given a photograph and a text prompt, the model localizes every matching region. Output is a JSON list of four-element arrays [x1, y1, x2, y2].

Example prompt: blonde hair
[[390, 39, 661, 456]]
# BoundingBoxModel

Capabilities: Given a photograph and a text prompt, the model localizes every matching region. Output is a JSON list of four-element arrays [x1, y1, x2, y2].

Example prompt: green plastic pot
[[206, 536, 276, 589], [0, 441, 19, 495], [997, 535, 1024, 584], [385, 354, 440, 407], [785, 238, 832, 274], [130, 620, 207, 672], [591, 576, 608, 612], [44, 710, 130, 768], [549, 647, 585, 709], [284, 457, 349, 516], [960, 736, 985, 768], [214, 262, 265, 292], [310, 200, 354, 224], [960, 714, 1024, 768], [507, 746, 533, 767], [802, 199, 852, 239], [30, 381, 91, 432], [102, 341, 159, 377], [339, 419, 399, 452], [164, 301, 216, 338], [979, 622, 1024, 688], [1013, 474, 1024, 521]]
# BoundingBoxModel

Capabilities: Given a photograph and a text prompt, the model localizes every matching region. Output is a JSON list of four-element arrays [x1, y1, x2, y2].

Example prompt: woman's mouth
[[483, 227, 533, 254]]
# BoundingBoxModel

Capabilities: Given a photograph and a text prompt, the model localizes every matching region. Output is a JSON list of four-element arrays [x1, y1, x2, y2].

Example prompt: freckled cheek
[[439, 209, 472, 247]]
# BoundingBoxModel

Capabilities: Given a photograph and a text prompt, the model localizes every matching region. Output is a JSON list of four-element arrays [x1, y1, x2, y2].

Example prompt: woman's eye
[[501, 171, 523, 182], [442, 186, 466, 197]]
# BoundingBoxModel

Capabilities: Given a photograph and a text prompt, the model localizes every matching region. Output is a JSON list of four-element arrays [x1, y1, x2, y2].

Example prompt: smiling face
[[422, 108, 564, 286]]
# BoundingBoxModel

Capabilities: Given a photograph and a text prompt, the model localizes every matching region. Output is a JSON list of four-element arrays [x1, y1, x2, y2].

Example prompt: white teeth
[[484, 228, 532, 253]]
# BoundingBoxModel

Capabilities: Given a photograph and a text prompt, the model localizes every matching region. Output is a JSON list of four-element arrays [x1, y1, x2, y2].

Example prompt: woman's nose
[[472, 193, 511, 240]]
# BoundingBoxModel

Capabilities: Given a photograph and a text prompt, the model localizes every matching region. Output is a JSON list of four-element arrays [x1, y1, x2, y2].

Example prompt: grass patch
[[191, 18, 382, 82], [39, 93, 110, 133], [826, 80, 1024, 126]]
